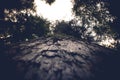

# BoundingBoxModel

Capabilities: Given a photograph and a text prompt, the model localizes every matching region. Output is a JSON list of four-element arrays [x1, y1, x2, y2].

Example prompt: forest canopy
[[0, 0, 120, 49]]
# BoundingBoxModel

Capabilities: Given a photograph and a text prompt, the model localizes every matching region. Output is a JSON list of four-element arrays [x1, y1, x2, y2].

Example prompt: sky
[[34, 0, 75, 24]]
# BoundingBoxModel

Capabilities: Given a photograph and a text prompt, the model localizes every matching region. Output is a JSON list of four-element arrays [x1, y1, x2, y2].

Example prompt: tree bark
[[1, 36, 120, 80]]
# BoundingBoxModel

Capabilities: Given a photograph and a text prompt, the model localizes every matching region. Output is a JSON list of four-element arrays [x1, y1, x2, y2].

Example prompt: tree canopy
[[0, 0, 34, 19], [0, 0, 119, 49], [54, 0, 118, 48], [0, 0, 50, 45]]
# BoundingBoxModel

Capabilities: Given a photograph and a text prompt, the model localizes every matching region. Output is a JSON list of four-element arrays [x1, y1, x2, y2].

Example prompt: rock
[[1, 36, 120, 80]]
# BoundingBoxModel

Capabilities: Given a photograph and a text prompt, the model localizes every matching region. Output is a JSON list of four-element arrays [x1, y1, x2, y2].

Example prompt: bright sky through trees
[[34, 0, 117, 48], [34, 0, 75, 23]]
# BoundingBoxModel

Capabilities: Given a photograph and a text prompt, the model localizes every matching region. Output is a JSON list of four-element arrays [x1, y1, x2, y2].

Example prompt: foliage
[[0, 0, 119, 49], [54, 21, 81, 38], [54, 0, 118, 48], [0, 0, 34, 19], [0, 15, 50, 44], [0, 0, 50, 45], [45, 0, 55, 5]]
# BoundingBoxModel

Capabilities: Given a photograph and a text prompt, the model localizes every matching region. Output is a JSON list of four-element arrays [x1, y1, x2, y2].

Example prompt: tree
[[0, 0, 33, 42], [45, 0, 55, 5], [0, 0, 34, 19], [0, 0, 119, 49], [1, 36, 120, 80], [54, 0, 119, 48], [0, 1, 120, 80], [0, 0, 50, 45]]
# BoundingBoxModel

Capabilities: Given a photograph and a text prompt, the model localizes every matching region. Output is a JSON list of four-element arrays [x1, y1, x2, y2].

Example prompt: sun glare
[[34, 0, 75, 23]]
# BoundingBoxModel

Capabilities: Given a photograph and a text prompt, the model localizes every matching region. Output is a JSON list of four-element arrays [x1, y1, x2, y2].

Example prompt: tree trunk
[[1, 36, 120, 80]]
